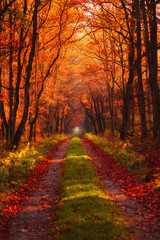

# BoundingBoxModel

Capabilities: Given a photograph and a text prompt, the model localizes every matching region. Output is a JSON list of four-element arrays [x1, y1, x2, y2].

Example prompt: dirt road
[[82, 138, 160, 240], [2, 139, 70, 240], [1, 137, 160, 240]]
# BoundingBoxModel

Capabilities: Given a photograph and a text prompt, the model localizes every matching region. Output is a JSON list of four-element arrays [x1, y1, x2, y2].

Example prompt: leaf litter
[[0, 139, 70, 240], [82, 138, 160, 240]]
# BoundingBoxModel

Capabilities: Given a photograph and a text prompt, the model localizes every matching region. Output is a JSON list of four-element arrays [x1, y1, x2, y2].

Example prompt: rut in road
[[2, 137, 160, 240], [81, 139, 160, 240], [3, 139, 70, 240]]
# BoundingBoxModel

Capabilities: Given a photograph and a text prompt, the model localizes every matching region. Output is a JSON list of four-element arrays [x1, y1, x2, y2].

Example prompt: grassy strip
[[0, 134, 65, 206], [51, 137, 131, 240]]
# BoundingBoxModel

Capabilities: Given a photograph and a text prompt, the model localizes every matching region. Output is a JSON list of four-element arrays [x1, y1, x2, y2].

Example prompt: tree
[[28, 0, 81, 141], [0, 0, 81, 146], [141, 0, 160, 139], [0, 0, 39, 148], [135, 0, 147, 138]]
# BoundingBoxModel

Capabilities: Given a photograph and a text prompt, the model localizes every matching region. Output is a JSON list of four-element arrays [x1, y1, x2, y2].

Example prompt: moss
[[51, 137, 131, 240]]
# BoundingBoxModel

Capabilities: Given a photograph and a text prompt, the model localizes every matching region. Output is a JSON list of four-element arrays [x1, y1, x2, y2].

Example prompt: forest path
[[1, 137, 160, 240], [2, 139, 70, 240], [81, 138, 160, 240]]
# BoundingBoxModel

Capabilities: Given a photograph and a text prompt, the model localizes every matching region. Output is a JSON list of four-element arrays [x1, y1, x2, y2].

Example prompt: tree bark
[[120, 0, 136, 140], [135, 0, 147, 139], [141, 0, 160, 139], [8, 0, 14, 145], [13, 0, 39, 147], [12, 0, 27, 140], [80, 97, 97, 135], [0, 67, 9, 142]]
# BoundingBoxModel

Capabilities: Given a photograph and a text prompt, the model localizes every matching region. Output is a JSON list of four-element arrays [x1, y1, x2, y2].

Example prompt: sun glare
[[73, 127, 80, 134]]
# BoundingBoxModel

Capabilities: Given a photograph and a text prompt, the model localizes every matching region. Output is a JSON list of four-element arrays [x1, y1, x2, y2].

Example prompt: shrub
[[85, 133, 146, 173], [0, 135, 65, 194]]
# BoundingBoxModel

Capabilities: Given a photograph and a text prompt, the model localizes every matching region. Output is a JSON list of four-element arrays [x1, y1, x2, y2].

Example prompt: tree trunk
[[29, 122, 34, 142], [131, 96, 135, 130], [135, 0, 147, 139], [108, 86, 114, 135], [13, 0, 39, 147], [60, 117, 63, 134], [95, 97, 103, 133], [88, 111, 97, 135], [80, 97, 97, 135], [120, 0, 135, 140], [29, 77, 45, 142], [12, 0, 27, 141], [0, 69, 9, 142], [34, 122, 36, 141], [8, 1, 14, 145], [120, 43, 135, 139], [141, 0, 160, 139], [55, 115, 59, 133]]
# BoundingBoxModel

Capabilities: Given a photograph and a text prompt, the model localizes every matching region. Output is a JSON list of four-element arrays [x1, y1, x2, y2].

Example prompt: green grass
[[85, 133, 147, 181], [0, 135, 65, 202], [51, 137, 131, 240]]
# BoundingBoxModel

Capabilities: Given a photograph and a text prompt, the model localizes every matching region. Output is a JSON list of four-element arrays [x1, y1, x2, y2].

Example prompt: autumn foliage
[[0, 0, 160, 147]]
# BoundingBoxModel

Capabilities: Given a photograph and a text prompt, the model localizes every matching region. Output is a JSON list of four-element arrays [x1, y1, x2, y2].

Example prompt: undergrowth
[[85, 133, 159, 188], [0, 134, 65, 208], [51, 137, 131, 240]]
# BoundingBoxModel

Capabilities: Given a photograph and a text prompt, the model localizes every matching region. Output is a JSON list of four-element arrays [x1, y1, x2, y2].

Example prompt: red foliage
[[0, 140, 67, 239], [82, 138, 160, 222]]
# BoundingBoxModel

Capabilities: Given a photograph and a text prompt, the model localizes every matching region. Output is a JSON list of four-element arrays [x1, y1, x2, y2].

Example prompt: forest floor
[[81, 138, 160, 240], [0, 139, 70, 240], [0, 137, 160, 240]]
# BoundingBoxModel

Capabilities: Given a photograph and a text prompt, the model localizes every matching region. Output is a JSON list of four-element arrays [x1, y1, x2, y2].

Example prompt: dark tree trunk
[[90, 90, 103, 134], [64, 115, 72, 134], [120, 0, 135, 140], [108, 86, 114, 135], [13, 0, 39, 147], [120, 84, 134, 140], [135, 0, 147, 139], [95, 97, 103, 133], [141, 0, 160, 139], [88, 111, 97, 135], [60, 117, 63, 134], [13, 0, 27, 140], [29, 76, 45, 142], [29, 122, 34, 142], [131, 96, 135, 130], [8, 2, 14, 145], [34, 122, 36, 141], [1, 122, 5, 139], [120, 41, 135, 140], [55, 115, 59, 133], [0, 68, 9, 142], [83, 112, 91, 133], [80, 97, 97, 135]]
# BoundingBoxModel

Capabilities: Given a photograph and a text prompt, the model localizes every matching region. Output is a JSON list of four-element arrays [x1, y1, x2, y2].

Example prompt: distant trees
[[0, 0, 159, 146], [0, 0, 81, 147], [0, 0, 39, 148], [80, 83, 106, 134], [79, 0, 160, 140]]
